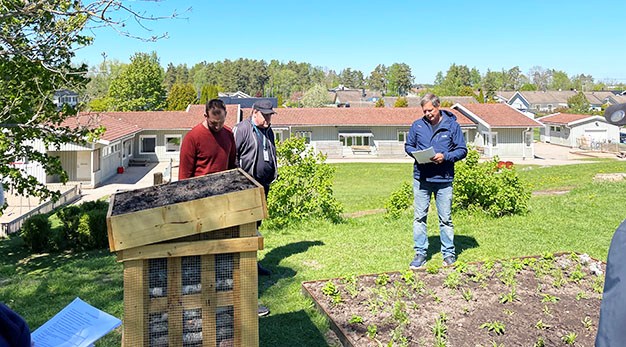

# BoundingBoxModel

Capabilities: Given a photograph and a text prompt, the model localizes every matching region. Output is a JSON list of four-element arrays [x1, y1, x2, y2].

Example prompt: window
[[295, 131, 312, 144], [272, 129, 287, 143], [165, 135, 181, 153], [339, 134, 371, 147], [462, 130, 469, 143], [140, 135, 156, 153], [490, 133, 498, 147], [93, 149, 101, 172], [397, 130, 409, 142]]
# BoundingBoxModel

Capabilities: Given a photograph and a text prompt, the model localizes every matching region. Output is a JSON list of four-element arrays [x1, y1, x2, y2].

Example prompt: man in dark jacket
[[595, 219, 626, 346], [233, 100, 278, 197], [233, 100, 278, 317], [0, 302, 31, 347], [405, 93, 467, 269]]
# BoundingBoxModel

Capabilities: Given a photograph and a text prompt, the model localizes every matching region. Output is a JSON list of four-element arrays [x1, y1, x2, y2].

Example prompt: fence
[[0, 184, 81, 237]]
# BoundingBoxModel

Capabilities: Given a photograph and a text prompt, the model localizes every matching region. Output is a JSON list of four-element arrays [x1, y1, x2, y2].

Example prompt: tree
[[434, 64, 472, 96], [387, 63, 413, 96], [166, 83, 197, 110], [549, 70, 572, 91], [339, 68, 365, 89], [108, 51, 166, 111], [528, 66, 551, 91], [520, 83, 537, 91], [567, 91, 590, 114], [301, 84, 332, 108], [394, 97, 408, 107], [1, 1, 174, 206], [199, 84, 219, 104], [367, 64, 388, 93]]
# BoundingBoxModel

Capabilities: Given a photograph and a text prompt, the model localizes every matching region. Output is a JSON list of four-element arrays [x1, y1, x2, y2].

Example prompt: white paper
[[411, 147, 436, 164], [31, 297, 121, 347]]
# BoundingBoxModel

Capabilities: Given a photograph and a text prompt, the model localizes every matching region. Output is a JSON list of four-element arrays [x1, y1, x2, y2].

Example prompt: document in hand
[[410, 147, 436, 164], [31, 297, 122, 347]]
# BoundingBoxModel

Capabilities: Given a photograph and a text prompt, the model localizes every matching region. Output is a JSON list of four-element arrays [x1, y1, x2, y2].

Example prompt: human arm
[[178, 133, 195, 180], [228, 132, 237, 170], [444, 122, 468, 163], [404, 122, 419, 156]]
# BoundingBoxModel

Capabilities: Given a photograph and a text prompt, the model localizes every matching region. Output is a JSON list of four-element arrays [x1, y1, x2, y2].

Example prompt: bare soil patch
[[111, 169, 256, 215], [303, 253, 605, 346]]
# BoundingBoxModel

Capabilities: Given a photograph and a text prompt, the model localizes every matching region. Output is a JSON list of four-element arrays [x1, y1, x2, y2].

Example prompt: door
[[76, 151, 91, 181]]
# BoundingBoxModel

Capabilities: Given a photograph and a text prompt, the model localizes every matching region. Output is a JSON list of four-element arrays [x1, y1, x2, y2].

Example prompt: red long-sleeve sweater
[[178, 123, 236, 180]]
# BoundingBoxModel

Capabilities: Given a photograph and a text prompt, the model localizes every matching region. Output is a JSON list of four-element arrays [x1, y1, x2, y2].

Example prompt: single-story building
[[452, 103, 544, 159], [19, 103, 548, 188], [536, 113, 622, 148]]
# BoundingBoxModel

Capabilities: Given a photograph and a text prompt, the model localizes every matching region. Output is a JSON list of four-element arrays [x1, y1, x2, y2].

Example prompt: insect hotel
[[106, 169, 267, 347]]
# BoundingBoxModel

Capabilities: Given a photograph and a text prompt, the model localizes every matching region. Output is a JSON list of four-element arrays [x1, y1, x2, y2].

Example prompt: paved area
[[77, 161, 178, 203]]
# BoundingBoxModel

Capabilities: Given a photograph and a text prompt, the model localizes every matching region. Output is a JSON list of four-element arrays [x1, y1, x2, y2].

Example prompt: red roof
[[537, 113, 595, 125], [241, 107, 474, 127], [72, 105, 240, 141], [61, 113, 141, 142], [457, 103, 543, 127]]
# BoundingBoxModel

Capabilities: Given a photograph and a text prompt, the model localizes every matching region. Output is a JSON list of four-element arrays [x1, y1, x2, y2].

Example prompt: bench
[[351, 145, 372, 154]]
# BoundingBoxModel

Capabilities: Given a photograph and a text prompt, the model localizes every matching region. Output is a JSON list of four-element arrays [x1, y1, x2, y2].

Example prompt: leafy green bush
[[453, 149, 530, 216], [266, 137, 343, 228], [57, 205, 82, 243], [81, 209, 108, 250], [384, 182, 413, 218], [21, 214, 51, 253]]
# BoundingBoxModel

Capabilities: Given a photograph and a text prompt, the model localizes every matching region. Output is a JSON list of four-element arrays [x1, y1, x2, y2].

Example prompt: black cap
[[252, 100, 276, 115]]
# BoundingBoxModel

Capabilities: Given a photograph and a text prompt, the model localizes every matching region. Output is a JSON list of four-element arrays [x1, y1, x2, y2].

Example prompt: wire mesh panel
[[122, 246, 258, 347]]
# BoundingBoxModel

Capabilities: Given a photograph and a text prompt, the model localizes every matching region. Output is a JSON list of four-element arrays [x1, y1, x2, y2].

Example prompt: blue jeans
[[413, 178, 455, 258]]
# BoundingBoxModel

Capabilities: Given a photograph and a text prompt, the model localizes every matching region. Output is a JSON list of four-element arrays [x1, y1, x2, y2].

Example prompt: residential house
[[493, 91, 517, 104], [219, 91, 278, 109], [52, 89, 79, 110], [604, 93, 626, 106], [507, 90, 615, 113], [452, 103, 544, 159], [333, 88, 382, 108], [382, 96, 478, 108], [536, 113, 621, 148]]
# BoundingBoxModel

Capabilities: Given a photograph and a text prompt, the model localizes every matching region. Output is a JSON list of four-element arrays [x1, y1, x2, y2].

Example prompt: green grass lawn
[[1, 161, 626, 346]]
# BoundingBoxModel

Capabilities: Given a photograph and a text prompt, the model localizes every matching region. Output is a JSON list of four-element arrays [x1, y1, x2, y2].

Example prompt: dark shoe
[[258, 305, 270, 317], [409, 254, 427, 270], [258, 263, 271, 276], [443, 255, 456, 266]]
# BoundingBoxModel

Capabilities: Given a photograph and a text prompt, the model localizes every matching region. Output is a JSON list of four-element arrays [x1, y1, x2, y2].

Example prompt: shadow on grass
[[425, 234, 479, 261], [260, 309, 328, 346], [258, 240, 324, 295]]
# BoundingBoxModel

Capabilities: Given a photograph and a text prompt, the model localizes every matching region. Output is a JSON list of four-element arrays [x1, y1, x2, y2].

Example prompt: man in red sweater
[[178, 99, 236, 180]]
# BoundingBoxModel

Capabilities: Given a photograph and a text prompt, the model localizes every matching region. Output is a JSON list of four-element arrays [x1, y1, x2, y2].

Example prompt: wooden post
[[153, 172, 163, 185]]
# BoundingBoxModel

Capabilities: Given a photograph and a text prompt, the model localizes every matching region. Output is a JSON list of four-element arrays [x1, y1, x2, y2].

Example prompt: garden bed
[[303, 253, 605, 346]]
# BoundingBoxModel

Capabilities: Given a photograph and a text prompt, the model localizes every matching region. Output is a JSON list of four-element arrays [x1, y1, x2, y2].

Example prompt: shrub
[[453, 149, 530, 216], [384, 182, 413, 218], [57, 205, 82, 243], [21, 214, 51, 253], [266, 137, 343, 228]]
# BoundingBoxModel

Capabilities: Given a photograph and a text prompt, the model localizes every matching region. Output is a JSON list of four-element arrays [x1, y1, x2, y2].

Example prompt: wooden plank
[[239, 251, 259, 347], [117, 236, 262, 262], [167, 257, 182, 347], [123, 260, 148, 347], [108, 187, 267, 251], [106, 194, 116, 251], [202, 255, 216, 347], [257, 232, 264, 251]]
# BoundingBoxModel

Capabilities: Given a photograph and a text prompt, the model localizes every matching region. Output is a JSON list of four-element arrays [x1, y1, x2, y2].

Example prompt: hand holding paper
[[410, 147, 436, 164], [31, 297, 121, 347]]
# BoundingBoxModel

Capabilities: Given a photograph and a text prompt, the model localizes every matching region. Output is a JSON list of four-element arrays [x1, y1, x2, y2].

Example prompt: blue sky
[[73, 0, 626, 84]]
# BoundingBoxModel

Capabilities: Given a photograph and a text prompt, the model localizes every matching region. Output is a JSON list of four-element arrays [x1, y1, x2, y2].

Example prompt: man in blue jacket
[[405, 93, 467, 269]]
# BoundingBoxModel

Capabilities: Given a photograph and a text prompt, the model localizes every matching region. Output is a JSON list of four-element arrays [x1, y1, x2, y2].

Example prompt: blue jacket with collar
[[404, 110, 467, 182]]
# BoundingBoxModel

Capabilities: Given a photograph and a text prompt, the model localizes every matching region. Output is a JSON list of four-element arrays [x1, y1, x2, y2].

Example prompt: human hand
[[430, 153, 444, 164]]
